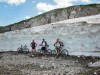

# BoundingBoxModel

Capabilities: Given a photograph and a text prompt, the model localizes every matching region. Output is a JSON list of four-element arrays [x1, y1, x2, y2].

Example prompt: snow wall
[[0, 16, 100, 56]]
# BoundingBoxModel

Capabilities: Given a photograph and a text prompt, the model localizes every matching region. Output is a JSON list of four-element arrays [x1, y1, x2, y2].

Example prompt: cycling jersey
[[54, 41, 62, 47], [41, 41, 48, 47], [42, 42, 46, 47]]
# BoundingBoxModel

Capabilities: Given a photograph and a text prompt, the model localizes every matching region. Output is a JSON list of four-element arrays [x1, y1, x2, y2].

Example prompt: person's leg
[[43, 47, 46, 56], [31, 48, 33, 54], [34, 48, 36, 55], [56, 47, 60, 58], [44, 47, 47, 56], [41, 47, 45, 56], [32, 49, 36, 55], [56, 47, 59, 57], [31, 47, 36, 55], [31, 48, 34, 57]]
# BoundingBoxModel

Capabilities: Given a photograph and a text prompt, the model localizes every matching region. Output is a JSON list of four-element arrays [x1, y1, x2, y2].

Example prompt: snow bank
[[0, 14, 100, 56]]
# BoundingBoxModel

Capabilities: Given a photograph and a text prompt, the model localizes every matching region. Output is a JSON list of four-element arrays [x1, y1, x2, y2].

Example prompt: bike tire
[[47, 49, 52, 56], [47, 49, 52, 53], [25, 48, 29, 53], [37, 49, 43, 56], [38, 49, 42, 53], [61, 49, 69, 56], [51, 50, 56, 55], [17, 48, 22, 53]]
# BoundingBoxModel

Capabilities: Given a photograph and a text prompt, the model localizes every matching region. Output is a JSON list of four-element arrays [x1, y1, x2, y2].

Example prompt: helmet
[[43, 39, 45, 40], [57, 38, 59, 41]]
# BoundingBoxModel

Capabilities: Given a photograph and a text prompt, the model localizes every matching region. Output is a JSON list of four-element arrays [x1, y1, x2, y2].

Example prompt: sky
[[0, 0, 100, 26]]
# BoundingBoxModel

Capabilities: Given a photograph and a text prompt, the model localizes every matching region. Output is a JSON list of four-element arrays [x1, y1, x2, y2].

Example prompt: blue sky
[[0, 0, 99, 26]]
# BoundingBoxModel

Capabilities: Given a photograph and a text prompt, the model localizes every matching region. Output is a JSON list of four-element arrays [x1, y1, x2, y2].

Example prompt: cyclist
[[54, 38, 64, 57], [40, 39, 49, 56], [30, 40, 37, 56]]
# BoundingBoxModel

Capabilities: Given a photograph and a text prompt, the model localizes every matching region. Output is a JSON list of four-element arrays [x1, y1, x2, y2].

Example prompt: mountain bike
[[17, 45, 29, 53], [51, 47, 69, 57], [37, 45, 52, 56]]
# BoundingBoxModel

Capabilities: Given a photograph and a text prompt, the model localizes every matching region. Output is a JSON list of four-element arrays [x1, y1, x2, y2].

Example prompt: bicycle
[[17, 45, 29, 53], [51, 47, 69, 57], [37, 45, 52, 56]]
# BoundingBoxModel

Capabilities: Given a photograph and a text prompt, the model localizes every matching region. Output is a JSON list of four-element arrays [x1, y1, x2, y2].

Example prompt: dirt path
[[0, 52, 100, 75]]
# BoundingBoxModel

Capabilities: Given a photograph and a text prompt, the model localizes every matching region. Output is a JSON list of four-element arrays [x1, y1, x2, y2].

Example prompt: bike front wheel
[[51, 50, 56, 55], [47, 49, 52, 53], [17, 47, 22, 53], [38, 49, 42, 53], [61, 49, 69, 56], [24, 48, 29, 53]]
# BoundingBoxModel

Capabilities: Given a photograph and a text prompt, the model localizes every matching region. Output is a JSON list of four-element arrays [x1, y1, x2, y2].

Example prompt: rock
[[94, 72, 97, 75], [40, 64, 45, 68], [1, 52, 100, 75], [75, 61, 79, 63]]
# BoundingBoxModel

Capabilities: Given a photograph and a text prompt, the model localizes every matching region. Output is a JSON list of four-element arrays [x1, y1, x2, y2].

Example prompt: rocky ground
[[0, 51, 100, 75]]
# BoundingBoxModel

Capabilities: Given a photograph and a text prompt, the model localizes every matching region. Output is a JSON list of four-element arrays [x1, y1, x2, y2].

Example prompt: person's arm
[[35, 43, 37, 47], [60, 41, 64, 47], [62, 42, 64, 46], [54, 42, 57, 46], [45, 41, 49, 47], [40, 41, 43, 46]]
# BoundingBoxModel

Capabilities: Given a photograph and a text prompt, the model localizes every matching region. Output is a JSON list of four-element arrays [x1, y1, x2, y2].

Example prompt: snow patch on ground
[[88, 61, 100, 67]]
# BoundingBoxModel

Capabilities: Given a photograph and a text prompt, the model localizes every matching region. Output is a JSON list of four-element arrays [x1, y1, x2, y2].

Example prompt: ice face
[[0, 14, 100, 56]]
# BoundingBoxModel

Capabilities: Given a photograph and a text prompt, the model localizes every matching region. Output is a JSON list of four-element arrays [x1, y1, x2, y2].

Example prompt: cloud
[[36, 0, 92, 13], [32, 0, 35, 3], [25, 16, 31, 19], [38, 12, 42, 15], [80, 0, 91, 3], [36, 0, 73, 15], [36, 0, 78, 12], [36, 2, 55, 12], [0, 0, 26, 5], [54, 0, 77, 7], [97, 2, 100, 4]]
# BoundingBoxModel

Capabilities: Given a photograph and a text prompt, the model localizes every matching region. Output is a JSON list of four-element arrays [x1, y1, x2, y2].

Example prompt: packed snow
[[0, 14, 100, 57]]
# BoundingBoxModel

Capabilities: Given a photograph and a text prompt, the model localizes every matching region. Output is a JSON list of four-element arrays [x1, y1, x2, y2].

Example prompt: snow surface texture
[[88, 61, 100, 67], [0, 14, 100, 56]]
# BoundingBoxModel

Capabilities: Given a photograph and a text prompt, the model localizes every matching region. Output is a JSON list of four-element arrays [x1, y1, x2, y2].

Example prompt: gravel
[[0, 51, 100, 75]]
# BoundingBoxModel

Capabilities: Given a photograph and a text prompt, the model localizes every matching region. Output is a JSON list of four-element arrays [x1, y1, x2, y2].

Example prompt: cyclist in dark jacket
[[40, 39, 48, 56]]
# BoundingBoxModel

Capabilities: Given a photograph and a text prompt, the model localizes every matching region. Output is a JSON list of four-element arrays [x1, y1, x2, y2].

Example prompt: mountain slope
[[0, 3, 100, 33]]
